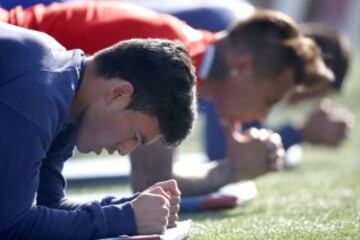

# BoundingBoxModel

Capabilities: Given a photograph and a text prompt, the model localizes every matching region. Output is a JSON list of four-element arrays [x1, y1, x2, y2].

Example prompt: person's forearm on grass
[[130, 130, 284, 196], [173, 160, 235, 196], [130, 140, 234, 196]]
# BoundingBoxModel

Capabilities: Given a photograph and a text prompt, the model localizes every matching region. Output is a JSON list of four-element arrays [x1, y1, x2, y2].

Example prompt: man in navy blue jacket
[[0, 22, 196, 239]]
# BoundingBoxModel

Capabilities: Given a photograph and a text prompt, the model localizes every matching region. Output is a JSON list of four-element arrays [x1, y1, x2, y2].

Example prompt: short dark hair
[[301, 23, 351, 91], [227, 10, 334, 87], [93, 38, 197, 146]]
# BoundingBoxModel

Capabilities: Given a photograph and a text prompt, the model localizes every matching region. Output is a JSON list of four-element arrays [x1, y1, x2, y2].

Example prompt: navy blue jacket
[[0, 0, 58, 9], [0, 23, 136, 239]]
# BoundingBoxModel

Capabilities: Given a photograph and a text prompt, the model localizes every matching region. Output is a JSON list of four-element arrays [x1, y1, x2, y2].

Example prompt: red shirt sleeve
[[6, 2, 216, 84]]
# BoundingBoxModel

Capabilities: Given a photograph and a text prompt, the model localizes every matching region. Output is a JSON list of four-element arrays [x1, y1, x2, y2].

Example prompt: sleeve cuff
[[101, 193, 140, 206], [277, 124, 304, 149], [103, 202, 137, 237]]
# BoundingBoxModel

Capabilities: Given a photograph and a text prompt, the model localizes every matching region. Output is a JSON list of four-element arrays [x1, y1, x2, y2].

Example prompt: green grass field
[[70, 54, 360, 239], [185, 142, 360, 239]]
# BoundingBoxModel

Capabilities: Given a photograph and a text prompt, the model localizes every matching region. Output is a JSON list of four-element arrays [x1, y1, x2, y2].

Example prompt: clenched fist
[[301, 103, 354, 147], [145, 180, 181, 228], [131, 179, 181, 235], [227, 128, 285, 181]]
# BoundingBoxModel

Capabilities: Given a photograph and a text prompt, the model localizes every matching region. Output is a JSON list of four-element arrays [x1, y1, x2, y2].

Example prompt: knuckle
[[170, 195, 181, 205], [173, 204, 180, 212], [161, 218, 168, 229], [170, 205, 180, 214], [163, 206, 170, 216], [159, 205, 169, 216], [167, 179, 176, 186], [158, 196, 167, 206], [170, 213, 179, 221], [155, 225, 165, 234], [150, 186, 162, 195], [157, 214, 168, 227]]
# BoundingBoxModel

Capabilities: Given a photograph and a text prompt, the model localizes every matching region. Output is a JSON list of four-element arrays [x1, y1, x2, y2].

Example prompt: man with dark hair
[[0, 22, 196, 239], [90, 39, 196, 147], [0, 2, 334, 195]]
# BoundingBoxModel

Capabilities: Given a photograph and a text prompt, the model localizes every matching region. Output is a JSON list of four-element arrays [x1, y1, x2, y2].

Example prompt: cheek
[[105, 115, 131, 144], [216, 88, 247, 120], [78, 108, 112, 144], [219, 93, 237, 116], [82, 113, 103, 136], [235, 89, 256, 113]]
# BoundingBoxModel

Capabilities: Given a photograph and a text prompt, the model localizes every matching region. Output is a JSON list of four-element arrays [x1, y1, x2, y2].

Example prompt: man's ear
[[107, 80, 134, 104]]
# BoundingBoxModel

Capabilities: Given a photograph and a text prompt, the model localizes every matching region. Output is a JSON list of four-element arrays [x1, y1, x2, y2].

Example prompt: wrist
[[223, 160, 240, 183], [278, 124, 304, 149], [103, 202, 137, 236]]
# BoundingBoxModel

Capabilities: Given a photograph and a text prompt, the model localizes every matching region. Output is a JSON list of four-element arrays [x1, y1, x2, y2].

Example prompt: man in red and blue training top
[[153, 1, 352, 163]]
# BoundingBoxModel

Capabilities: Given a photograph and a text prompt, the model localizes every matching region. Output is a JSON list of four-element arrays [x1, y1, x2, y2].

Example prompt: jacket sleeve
[[36, 124, 139, 211], [276, 124, 304, 149], [0, 102, 137, 239]]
